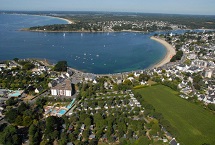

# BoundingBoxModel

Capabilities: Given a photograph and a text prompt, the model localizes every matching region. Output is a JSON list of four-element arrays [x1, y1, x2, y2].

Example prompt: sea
[[0, 13, 171, 74]]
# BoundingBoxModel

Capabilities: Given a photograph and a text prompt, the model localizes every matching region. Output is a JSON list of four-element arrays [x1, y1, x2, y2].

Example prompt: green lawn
[[135, 85, 215, 145]]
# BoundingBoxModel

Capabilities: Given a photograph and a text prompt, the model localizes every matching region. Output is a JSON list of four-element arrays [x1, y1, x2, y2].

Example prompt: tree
[[208, 104, 215, 111], [136, 136, 150, 145], [139, 74, 150, 82], [23, 62, 35, 70], [58, 132, 68, 145], [45, 116, 61, 140], [29, 123, 41, 145], [84, 117, 92, 127], [23, 116, 32, 127], [89, 138, 98, 145], [13, 58, 19, 62], [5, 108, 18, 123], [83, 129, 90, 140], [18, 102, 29, 114], [6, 97, 18, 106], [170, 50, 183, 62], [53, 61, 67, 72], [0, 125, 21, 145]]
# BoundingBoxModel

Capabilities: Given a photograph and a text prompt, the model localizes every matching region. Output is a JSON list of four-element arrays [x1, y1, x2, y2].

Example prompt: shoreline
[[150, 36, 176, 68], [21, 29, 149, 33], [49, 16, 74, 24], [3, 13, 74, 25]]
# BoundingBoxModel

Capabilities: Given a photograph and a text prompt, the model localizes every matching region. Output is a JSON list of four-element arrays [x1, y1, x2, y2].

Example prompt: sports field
[[135, 85, 215, 145]]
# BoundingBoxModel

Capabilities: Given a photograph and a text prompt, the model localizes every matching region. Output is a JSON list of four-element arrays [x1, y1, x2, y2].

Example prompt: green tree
[[23, 62, 35, 70], [45, 116, 61, 140], [84, 117, 92, 127], [53, 61, 68, 72], [6, 98, 18, 106], [29, 123, 41, 145], [139, 74, 150, 82], [5, 108, 18, 123], [0, 125, 21, 145]]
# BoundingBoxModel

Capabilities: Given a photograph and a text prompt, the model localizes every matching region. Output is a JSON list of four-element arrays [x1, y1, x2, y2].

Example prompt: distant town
[[18, 11, 214, 32], [0, 12, 215, 145]]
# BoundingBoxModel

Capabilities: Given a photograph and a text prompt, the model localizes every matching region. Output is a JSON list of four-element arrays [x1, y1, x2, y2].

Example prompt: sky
[[0, 0, 215, 15]]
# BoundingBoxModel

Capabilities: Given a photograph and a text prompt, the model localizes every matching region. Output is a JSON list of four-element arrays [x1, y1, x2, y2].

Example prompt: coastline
[[50, 16, 74, 24], [150, 36, 176, 68], [3, 13, 74, 25]]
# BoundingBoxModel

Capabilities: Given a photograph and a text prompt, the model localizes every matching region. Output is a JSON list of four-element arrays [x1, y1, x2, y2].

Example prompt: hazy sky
[[1, 0, 214, 15]]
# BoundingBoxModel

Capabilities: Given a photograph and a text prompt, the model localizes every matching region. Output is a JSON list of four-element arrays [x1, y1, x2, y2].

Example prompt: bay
[[0, 14, 167, 74]]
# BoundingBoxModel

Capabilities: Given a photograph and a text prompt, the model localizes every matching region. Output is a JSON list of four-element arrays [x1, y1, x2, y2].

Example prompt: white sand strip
[[150, 36, 176, 68]]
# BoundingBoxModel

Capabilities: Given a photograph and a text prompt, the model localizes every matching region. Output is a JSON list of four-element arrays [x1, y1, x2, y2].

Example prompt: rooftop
[[52, 79, 72, 90]]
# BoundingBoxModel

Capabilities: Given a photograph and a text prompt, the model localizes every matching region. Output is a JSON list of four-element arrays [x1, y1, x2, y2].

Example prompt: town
[[0, 30, 214, 145], [28, 19, 186, 33]]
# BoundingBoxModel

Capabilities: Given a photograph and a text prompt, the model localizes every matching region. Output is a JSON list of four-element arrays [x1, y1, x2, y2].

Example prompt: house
[[0, 63, 6, 68], [0, 89, 7, 96], [51, 79, 73, 97], [169, 138, 179, 145], [84, 73, 96, 81], [204, 69, 213, 78], [116, 76, 123, 84], [89, 134, 95, 140], [93, 79, 97, 84], [8, 61, 18, 68], [134, 72, 140, 77], [66, 69, 74, 77], [90, 125, 94, 130], [35, 87, 43, 94], [48, 80, 58, 88], [127, 77, 134, 82], [38, 66, 47, 72], [81, 124, 85, 130]]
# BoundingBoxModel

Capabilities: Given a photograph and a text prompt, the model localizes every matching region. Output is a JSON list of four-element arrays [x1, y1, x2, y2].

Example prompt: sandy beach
[[150, 36, 176, 68], [54, 17, 74, 24]]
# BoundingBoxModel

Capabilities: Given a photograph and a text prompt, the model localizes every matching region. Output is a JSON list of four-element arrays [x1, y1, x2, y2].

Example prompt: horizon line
[[1, 10, 215, 16]]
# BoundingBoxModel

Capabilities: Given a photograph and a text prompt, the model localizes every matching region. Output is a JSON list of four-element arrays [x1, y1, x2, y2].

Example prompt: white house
[[0, 63, 6, 68]]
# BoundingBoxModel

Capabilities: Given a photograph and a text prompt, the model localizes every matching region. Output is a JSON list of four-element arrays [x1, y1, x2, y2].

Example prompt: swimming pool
[[8, 90, 22, 97], [58, 109, 67, 115]]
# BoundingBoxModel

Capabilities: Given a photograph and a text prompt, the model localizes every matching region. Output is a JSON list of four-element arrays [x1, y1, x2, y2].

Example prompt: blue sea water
[[0, 14, 167, 74]]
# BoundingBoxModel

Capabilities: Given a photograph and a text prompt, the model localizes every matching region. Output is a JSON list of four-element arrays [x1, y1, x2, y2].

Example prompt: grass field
[[135, 85, 215, 145]]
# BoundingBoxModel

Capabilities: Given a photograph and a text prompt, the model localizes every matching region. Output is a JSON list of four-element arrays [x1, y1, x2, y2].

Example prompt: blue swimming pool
[[59, 109, 67, 115], [9, 90, 22, 97]]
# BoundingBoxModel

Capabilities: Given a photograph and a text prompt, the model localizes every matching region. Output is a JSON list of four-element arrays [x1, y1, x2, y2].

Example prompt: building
[[51, 79, 72, 97], [0, 63, 6, 68], [204, 69, 213, 78]]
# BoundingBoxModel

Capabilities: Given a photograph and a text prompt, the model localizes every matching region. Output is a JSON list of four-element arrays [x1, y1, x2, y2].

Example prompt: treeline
[[170, 50, 183, 62], [29, 22, 102, 32]]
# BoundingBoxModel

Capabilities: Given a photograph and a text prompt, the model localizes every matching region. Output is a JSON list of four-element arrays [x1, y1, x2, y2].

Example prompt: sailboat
[[63, 33, 66, 37]]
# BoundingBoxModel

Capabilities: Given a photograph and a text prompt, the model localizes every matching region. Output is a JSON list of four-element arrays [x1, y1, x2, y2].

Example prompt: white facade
[[50, 79, 72, 97], [204, 69, 213, 78], [51, 89, 72, 97], [51, 89, 57, 96]]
